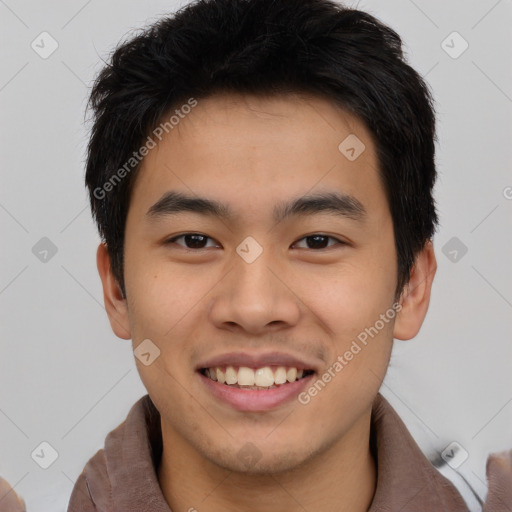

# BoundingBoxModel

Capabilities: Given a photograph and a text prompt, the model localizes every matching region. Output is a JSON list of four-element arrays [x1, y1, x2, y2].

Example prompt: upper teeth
[[206, 366, 305, 387]]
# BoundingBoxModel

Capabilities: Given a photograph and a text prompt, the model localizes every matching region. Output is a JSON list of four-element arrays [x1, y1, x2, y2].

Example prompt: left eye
[[292, 234, 343, 249]]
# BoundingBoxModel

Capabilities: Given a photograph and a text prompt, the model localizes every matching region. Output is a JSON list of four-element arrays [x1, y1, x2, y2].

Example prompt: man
[[62, 0, 511, 510]]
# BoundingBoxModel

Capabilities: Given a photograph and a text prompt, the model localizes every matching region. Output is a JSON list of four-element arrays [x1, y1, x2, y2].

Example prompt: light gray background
[[1, 0, 511, 510]]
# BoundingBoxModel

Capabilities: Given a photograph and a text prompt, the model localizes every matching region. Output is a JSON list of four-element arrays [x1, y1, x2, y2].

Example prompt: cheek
[[294, 259, 396, 340], [124, 261, 208, 397], [292, 258, 397, 403], [124, 253, 212, 337]]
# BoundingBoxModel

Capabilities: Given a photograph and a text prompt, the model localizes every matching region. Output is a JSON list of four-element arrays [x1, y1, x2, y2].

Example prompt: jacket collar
[[81, 392, 469, 511], [368, 393, 468, 511]]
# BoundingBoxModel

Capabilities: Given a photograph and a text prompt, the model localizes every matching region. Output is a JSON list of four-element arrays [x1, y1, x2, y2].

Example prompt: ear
[[96, 243, 131, 340], [393, 240, 437, 340]]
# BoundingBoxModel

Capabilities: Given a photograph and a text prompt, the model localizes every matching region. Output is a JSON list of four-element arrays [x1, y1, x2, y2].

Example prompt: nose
[[208, 247, 301, 335]]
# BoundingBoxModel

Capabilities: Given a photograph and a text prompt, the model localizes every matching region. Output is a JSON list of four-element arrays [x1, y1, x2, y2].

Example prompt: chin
[[207, 444, 315, 475]]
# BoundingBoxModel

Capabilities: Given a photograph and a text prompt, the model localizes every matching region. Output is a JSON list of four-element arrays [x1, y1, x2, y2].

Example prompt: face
[[100, 92, 430, 474]]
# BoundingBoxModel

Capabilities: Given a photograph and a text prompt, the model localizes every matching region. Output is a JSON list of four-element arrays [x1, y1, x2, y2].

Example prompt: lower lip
[[198, 371, 315, 412]]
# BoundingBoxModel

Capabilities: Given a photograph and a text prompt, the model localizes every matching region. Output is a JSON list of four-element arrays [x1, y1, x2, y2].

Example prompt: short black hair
[[86, 0, 438, 298]]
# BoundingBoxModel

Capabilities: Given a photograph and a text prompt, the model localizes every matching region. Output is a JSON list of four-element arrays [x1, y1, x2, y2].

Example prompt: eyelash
[[164, 233, 346, 250]]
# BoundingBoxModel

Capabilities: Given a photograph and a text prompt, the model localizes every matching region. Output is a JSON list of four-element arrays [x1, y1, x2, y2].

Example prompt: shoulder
[[482, 449, 512, 511], [67, 448, 112, 511]]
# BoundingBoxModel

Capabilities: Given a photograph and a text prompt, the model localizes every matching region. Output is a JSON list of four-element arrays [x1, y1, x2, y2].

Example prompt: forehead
[[159, 92, 373, 160], [129, 92, 387, 222]]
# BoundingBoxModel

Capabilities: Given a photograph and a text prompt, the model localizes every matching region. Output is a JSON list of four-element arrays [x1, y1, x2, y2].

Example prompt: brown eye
[[166, 233, 219, 249], [293, 234, 343, 249]]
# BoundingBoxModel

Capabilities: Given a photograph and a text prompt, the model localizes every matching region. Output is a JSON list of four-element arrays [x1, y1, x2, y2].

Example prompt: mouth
[[199, 365, 315, 390], [197, 365, 317, 411]]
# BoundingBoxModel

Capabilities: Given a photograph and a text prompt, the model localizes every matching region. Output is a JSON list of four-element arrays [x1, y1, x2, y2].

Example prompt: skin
[[97, 92, 436, 512], [0, 477, 25, 511]]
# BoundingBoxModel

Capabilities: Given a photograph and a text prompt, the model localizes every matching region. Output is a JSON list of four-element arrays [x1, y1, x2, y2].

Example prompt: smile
[[198, 365, 316, 411], [200, 365, 314, 389]]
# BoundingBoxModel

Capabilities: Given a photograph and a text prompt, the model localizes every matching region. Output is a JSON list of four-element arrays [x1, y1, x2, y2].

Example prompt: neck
[[157, 409, 377, 512]]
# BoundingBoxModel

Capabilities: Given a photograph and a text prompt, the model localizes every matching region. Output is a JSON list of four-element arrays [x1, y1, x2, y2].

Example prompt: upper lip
[[196, 351, 321, 373]]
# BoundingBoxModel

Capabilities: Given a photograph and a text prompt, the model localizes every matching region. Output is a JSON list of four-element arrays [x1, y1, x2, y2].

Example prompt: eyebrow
[[146, 190, 366, 223]]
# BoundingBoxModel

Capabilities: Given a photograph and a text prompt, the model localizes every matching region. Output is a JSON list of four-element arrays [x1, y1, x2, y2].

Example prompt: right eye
[[164, 233, 221, 250]]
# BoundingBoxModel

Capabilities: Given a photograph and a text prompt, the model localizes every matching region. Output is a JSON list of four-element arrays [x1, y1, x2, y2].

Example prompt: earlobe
[[96, 243, 131, 340], [393, 240, 437, 341]]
